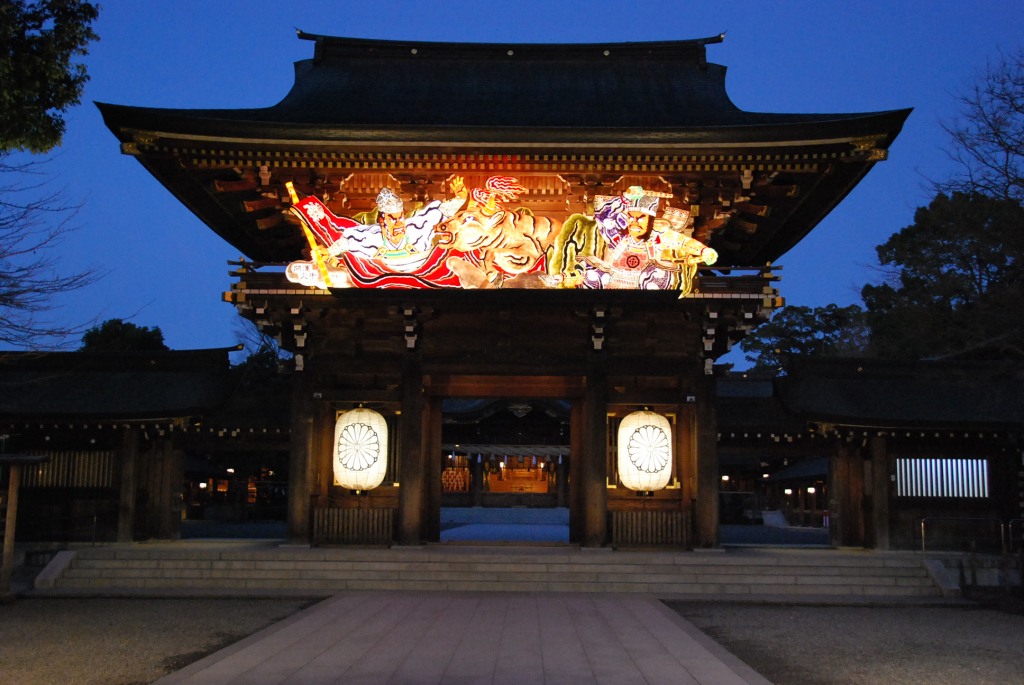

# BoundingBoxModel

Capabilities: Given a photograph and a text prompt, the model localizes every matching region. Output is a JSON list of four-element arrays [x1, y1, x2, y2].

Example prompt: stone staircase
[[441, 507, 569, 526], [32, 543, 946, 599]]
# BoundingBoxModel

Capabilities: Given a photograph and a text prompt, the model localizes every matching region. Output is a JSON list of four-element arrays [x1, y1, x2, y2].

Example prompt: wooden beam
[[424, 375, 586, 398], [242, 197, 282, 213], [212, 179, 257, 193]]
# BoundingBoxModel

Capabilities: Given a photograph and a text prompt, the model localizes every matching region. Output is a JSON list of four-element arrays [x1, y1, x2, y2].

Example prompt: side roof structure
[[776, 357, 1024, 431], [97, 33, 910, 266], [0, 348, 232, 422]]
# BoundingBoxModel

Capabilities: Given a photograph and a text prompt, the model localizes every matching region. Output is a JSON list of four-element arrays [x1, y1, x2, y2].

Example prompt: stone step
[[51, 577, 935, 597], [59, 544, 926, 563], [440, 507, 569, 525], [39, 544, 942, 598], [65, 558, 931, 581]]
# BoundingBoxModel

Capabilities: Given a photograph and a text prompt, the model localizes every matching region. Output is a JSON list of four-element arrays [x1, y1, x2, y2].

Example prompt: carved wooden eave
[[97, 33, 909, 267], [96, 125, 901, 267], [223, 262, 780, 371]]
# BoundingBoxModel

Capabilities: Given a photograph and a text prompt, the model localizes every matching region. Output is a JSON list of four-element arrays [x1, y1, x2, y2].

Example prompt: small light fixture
[[721, 475, 730, 482], [784, 488, 793, 496], [807, 487, 816, 494]]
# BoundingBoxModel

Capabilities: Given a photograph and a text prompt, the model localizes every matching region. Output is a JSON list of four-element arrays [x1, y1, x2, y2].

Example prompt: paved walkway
[[155, 592, 771, 685]]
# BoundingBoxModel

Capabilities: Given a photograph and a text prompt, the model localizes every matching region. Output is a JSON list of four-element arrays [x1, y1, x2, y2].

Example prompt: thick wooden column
[[117, 428, 139, 542], [693, 372, 719, 548], [1, 464, 21, 600], [678, 399, 696, 547], [287, 370, 314, 544], [830, 442, 865, 547], [140, 439, 183, 540], [471, 455, 483, 507], [581, 364, 608, 547], [869, 436, 891, 550], [556, 456, 569, 508], [313, 401, 333, 511], [423, 397, 443, 542], [397, 355, 426, 545]]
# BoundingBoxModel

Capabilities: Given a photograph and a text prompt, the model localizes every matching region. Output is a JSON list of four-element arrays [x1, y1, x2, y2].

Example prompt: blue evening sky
[[16, 1, 1024, 365]]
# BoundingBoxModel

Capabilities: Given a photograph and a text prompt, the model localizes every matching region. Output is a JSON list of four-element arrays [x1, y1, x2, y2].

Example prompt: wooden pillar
[[870, 436, 891, 550], [471, 455, 483, 507], [831, 442, 866, 547], [142, 440, 170, 539], [829, 443, 846, 546], [693, 372, 719, 548], [677, 400, 694, 547], [1, 464, 22, 601], [117, 428, 139, 542], [168, 448, 184, 538], [581, 364, 608, 547], [556, 455, 568, 508], [314, 401, 333, 507], [397, 355, 425, 545], [423, 397, 442, 542], [287, 370, 314, 544], [569, 401, 583, 542], [147, 441, 183, 540]]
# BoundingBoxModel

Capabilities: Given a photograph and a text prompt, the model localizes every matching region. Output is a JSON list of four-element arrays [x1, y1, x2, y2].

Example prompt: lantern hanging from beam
[[617, 410, 673, 492], [333, 407, 388, 491]]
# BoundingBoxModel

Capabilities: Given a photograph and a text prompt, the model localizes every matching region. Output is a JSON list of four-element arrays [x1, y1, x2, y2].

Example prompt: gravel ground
[[2, 594, 1023, 684], [668, 596, 1024, 685], [0, 597, 314, 685]]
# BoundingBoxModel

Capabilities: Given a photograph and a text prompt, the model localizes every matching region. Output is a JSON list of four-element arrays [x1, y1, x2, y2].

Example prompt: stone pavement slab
[[154, 592, 771, 685]]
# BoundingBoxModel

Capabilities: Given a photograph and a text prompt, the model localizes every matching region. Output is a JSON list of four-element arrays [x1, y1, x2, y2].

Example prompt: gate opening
[[439, 398, 570, 543]]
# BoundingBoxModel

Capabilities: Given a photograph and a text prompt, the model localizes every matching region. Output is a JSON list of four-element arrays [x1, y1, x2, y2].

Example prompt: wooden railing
[[611, 510, 687, 547], [313, 507, 394, 545]]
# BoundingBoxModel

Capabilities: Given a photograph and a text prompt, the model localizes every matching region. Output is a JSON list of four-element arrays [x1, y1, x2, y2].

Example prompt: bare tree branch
[[937, 48, 1024, 202], [0, 153, 101, 347]]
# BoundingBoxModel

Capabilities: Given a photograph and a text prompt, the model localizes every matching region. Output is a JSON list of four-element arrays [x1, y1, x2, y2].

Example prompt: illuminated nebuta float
[[284, 179, 718, 293]]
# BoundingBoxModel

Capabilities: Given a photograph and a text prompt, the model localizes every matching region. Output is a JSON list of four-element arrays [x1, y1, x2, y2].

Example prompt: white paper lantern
[[617, 410, 673, 492], [333, 407, 389, 491]]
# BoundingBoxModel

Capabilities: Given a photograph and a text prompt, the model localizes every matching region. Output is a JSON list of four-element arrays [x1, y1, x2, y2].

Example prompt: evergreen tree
[[862, 192, 1024, 359], [80, 319, 168, 352], [0, 0, 100, 153], [737, 304, 869, 372]]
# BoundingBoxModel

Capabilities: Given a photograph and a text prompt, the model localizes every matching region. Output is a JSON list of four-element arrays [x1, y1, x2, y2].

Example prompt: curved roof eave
[[294, 31, 728, 52], [97, 102, 911, 150]]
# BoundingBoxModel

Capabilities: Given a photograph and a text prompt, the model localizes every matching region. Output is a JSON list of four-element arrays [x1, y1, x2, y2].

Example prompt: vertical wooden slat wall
[[611, 510, 687, 546], [313, 507, 395, 544], [20, 451, 116, 488]]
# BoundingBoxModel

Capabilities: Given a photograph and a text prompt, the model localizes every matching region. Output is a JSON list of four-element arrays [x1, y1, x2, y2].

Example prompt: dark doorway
[[439, 398, 570, 543], [718, 455, 830, 547]]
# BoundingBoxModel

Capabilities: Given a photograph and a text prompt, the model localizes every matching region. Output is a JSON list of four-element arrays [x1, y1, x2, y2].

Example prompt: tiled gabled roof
[[98, 32, 909, 142], [776, 357, 1024, 429], [0, 349, 232, 421]]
